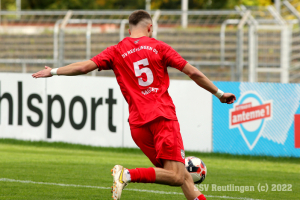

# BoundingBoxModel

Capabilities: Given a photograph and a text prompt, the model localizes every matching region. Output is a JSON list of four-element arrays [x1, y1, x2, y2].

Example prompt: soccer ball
[[185, 156, 207, 184]]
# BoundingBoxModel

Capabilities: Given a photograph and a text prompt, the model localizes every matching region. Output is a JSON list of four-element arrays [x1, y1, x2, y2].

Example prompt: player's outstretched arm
[[32, 60, 98, 78], [182, 63, 236, 104]]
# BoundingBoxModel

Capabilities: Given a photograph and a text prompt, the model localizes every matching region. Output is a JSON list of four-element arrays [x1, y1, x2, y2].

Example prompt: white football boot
[[111, 165, 129, 200]]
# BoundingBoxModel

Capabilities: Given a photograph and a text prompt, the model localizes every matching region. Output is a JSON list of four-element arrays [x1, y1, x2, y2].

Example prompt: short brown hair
[[129, 10, 152, 26]]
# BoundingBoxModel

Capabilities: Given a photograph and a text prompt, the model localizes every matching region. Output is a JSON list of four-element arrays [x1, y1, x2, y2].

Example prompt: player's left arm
[[182, 63, 236, 104], [32, 60, 97, 78], [161, 42, 235, 104]]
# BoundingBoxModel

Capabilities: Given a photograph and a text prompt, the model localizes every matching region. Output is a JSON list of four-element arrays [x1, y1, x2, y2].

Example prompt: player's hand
[[32, 66, 52, 78], [219, 93, 236, 104]]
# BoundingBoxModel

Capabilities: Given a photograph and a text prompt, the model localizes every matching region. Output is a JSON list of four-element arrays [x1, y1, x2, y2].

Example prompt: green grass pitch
[[0, 139, 299, 200]]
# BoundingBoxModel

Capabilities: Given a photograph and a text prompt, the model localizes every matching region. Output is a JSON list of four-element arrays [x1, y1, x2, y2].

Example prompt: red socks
[[195, 194, 206, 200], [128, 168, 205, 200], [128, 167, 156, 183]]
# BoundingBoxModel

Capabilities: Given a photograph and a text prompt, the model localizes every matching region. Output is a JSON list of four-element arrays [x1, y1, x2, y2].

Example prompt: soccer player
[[32, 10, 236, 200]]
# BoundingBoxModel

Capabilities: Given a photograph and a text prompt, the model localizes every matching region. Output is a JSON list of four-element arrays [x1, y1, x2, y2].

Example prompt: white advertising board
[[0, 73, 47, 140], [46, 76, 124, 147], [169, 80, 212, 152], [0, 73, 212, 151]]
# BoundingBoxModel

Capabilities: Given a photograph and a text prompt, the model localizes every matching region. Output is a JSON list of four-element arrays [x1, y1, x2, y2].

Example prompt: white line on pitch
[[0, 178, 263, 200]]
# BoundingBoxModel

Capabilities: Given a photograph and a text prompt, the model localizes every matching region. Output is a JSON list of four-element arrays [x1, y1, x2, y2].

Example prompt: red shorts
[[130, 117, 185, 168]]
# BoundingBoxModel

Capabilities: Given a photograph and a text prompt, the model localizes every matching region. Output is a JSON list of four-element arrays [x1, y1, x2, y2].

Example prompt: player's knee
[[170, 173, 184, 186]]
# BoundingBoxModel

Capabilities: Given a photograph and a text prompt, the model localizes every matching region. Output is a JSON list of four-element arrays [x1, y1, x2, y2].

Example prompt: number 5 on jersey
[[133, 58, 154, 87]]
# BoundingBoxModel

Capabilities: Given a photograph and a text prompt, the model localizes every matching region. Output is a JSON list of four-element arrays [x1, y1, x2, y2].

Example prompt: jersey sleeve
[[160, 42, 187, 71], [90, 45, 116, 71]]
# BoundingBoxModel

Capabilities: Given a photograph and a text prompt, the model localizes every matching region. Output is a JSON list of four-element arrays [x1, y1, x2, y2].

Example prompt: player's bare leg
[[181, 169, 203, 200], [154, 160, 185, 186], [111, 160, 205, 200], [154, 160, 205, 200]]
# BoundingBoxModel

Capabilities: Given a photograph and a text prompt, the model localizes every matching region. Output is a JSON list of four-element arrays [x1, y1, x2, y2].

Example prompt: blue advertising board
[[212, 82, 300, 157]]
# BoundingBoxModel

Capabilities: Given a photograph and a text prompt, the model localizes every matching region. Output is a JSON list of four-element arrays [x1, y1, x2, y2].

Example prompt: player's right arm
[[32, 45, 116, 79], [182, 63, 236, 104], [32, 60, 97, 78]]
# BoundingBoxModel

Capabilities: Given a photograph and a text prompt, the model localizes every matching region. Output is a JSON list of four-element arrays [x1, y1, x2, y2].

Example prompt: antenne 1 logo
[[229, 91, 273, 150]]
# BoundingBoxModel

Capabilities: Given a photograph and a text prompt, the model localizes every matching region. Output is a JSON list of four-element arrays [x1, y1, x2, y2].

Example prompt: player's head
[[128, 10, 153, 38]]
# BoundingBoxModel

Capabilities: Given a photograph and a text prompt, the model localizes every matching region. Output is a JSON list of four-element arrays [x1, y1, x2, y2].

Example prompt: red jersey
[[91, 36, 187, 127]]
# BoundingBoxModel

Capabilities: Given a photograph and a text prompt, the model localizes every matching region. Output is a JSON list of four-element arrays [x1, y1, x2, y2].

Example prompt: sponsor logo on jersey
[[229, 91, 272, 150], [134, 40, 139, 44], [141, 87, 159, 95]]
